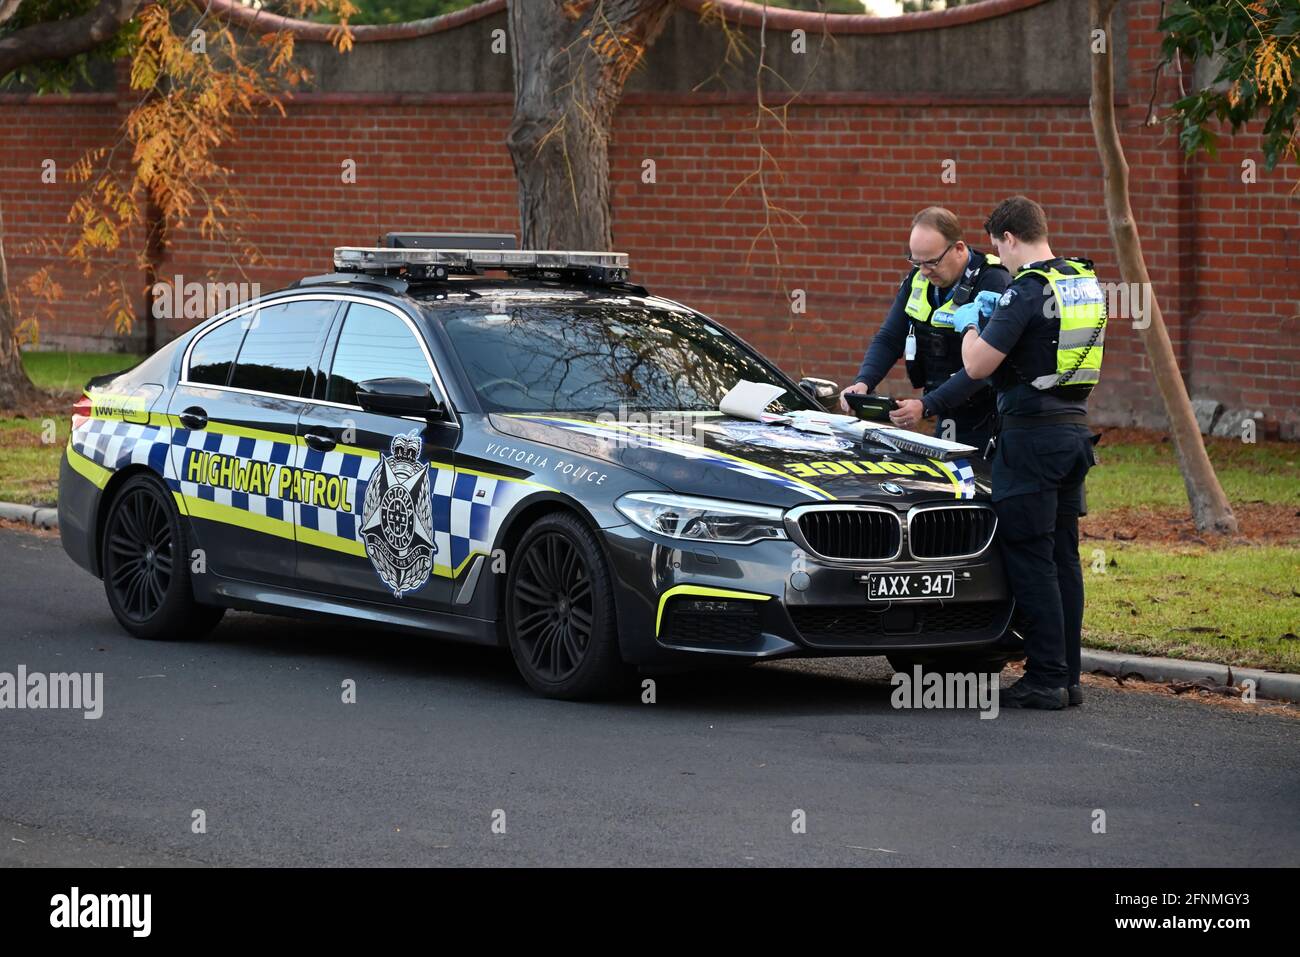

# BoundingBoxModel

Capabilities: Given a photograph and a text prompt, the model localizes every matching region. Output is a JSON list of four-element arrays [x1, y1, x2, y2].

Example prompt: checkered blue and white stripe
[[72, 415, 538, 578], [72, 416, 172, 476], [949, 458, 977, 500], [444, 470, 521, 573]]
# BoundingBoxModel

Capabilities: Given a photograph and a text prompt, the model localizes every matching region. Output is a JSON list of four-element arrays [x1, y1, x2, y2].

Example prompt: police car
[[58, 234, 1017, 699]]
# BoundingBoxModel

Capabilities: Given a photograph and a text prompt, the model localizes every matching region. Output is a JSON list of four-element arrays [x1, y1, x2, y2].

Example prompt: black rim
[[511, 531, 594, 682], [106, 484, 174, 622]]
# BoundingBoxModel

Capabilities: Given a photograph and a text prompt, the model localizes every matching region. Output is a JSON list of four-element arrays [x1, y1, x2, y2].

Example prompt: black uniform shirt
[[854, 249, 1008, 418], [978, 258, 1089, 417]]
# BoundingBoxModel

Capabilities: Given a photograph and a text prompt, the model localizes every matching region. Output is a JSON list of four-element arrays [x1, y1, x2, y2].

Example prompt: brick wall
[[3, 0, 1297, 436]]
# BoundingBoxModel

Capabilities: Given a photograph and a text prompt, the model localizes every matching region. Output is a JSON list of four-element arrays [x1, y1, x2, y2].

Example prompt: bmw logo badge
[[880, 482, 904, 496]]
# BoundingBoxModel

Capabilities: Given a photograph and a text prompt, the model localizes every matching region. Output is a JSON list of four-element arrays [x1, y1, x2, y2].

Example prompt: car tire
[[101, 472, 224, 640], [886, 652, 1008, 676], [504, 511, 625, 700]]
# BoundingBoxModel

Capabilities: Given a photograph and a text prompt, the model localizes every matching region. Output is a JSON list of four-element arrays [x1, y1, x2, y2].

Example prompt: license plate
[[864, 570, 954, 601]]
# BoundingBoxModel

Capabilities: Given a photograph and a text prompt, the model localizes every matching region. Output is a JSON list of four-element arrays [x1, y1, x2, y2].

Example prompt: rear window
[[227, 300, 335, 397], [187, 316, 247, 386]]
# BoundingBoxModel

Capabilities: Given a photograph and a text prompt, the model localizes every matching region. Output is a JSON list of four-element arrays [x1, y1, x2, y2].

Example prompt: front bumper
[[602, 507, 1013, 666]]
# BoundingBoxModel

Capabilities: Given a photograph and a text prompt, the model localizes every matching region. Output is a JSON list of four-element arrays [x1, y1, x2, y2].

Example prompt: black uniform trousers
[[990, 424, 1096, 688]]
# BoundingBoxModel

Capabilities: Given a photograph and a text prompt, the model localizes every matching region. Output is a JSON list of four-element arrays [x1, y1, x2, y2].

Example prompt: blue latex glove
[[951, 301, 981, 335], [975, 289, 1002, 318]]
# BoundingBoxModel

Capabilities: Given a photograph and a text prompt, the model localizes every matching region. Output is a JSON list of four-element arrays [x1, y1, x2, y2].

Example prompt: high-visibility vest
[[903, 253, 1003, 329], [901, 253, 1004, 395], [1014, 259, 1106, 393]]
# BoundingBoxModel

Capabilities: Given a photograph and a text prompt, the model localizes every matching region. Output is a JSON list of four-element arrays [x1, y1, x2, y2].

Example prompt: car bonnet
[[488, 412, 989, 507]]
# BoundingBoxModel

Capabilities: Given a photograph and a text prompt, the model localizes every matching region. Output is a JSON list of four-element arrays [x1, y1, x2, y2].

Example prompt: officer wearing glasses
[[840, 207, 1009, 450]]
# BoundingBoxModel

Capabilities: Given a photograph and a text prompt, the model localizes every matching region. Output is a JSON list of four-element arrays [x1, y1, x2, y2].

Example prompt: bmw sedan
[[59, 244, 1017, 698]]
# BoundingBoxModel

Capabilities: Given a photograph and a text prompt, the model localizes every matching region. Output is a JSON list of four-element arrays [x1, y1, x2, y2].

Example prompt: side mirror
[[356, 377, 443, 419], [798, 377, 839, 401]]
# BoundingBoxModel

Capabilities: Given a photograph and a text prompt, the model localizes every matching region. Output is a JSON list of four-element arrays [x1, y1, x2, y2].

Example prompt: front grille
[[789, 600, 1011, 649], [662, 600, 762, 646], [908, 506, 996, 559], [795, 508, 901, 560]]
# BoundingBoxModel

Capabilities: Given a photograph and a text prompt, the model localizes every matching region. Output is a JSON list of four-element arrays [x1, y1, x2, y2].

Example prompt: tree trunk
[[1089, 0, 1237, 535], [506, 0, 673, 250], [0, 200, 42, 410], [0, 0, 145, 410]]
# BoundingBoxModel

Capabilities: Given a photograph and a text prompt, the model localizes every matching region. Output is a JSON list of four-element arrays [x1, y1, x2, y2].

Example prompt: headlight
[[615, 493, 788, 545]]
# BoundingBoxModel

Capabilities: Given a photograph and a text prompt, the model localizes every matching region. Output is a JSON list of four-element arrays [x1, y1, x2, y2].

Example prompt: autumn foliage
[[24, 0, 355, 337]]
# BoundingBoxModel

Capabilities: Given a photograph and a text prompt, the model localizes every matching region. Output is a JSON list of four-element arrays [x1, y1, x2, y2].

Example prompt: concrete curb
[[1081, 649, 1300, 705], [0, 501, 57, 529], [2, 499, 1297, 701]]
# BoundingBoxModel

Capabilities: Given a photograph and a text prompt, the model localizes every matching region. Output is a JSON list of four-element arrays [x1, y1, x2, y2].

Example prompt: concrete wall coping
[[208, 0, 1052, 43], [675, 0, 1050, 34], [207, 0, 502, 42]]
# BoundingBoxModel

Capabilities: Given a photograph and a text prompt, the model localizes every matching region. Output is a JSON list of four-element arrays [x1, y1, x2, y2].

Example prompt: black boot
[[1000, 677, 1068, 710]]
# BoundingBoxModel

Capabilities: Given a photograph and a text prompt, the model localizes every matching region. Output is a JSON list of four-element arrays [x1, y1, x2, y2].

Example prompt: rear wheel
[[101, 473, 224, 640], [504, 512, 624, 699]]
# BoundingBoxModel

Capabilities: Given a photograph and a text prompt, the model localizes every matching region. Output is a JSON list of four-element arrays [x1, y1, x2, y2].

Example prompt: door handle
[[303, 430, 336, 452], [179, 406, 208, 430]]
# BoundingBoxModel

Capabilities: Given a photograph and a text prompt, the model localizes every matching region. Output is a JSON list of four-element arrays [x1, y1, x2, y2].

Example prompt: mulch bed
[[0, 396, 69, 420], [1080, 502, 1300, 546]]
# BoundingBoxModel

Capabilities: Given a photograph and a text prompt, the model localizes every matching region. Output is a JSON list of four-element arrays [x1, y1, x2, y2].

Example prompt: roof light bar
[[332, 246, 631, 284]]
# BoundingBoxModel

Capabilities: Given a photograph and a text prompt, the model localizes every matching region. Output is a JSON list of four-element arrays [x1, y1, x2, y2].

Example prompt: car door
[[169, 297, 338, 587], [293, 299, 457, 611]]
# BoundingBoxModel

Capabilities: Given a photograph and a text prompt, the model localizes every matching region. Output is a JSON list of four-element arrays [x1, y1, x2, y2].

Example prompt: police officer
[[839, 207, 1009, 450], [954, 195, 1104, 710]]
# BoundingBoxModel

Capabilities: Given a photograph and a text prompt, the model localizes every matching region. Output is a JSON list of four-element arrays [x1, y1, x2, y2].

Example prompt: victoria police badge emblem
[[360, 430, 436, 598]]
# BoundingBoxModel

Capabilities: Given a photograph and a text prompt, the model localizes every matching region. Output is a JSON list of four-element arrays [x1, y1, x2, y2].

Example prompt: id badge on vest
[[905, 328, 917, 361]]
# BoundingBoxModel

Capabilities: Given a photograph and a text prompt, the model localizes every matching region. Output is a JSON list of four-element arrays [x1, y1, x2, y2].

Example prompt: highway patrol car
[[59, 234, 1017, 699]]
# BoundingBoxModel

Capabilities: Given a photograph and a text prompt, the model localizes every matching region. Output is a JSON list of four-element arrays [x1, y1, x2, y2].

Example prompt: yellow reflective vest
[[1014, 259, 1106, 393]]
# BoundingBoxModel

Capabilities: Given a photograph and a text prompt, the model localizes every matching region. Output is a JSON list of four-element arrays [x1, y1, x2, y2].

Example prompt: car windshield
[[436, 301, 818, 415]]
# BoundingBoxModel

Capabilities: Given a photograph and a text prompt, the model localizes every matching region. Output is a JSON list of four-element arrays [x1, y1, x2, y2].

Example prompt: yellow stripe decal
[[930, 458, 964, 499], [297, 523, 366, 557], [510, 414, 835, 501], [201, 421, 300, 446], [66, 444, 112, 489], [180, 496, 296, 542], [444, 551, 481, 579], [179, 496, 487, 575], [655, 585, 772, 637]]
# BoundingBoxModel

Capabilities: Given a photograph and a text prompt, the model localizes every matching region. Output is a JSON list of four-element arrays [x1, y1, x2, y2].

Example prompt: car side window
[[227, 299, 335, 398], [187, 315, 248, 386], [326, 303, 434, 407]]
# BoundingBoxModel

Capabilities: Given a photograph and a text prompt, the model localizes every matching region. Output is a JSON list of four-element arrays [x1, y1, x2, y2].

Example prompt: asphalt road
[[1, 526, 1296, 867]]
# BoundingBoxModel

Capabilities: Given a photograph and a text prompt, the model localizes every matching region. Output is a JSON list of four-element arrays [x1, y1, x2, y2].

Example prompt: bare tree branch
[[0, 0, 141, 78]]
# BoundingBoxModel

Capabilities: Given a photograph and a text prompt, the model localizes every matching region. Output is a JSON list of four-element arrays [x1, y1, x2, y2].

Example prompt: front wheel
[[101, 473, 224, 640], [504, 512, 625, 699]]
